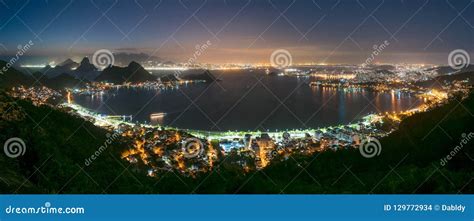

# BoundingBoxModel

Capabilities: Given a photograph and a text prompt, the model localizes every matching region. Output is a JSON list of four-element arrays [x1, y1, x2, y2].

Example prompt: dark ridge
[[0, 60, 35, 89], [416, 71, 474, 89], [95, 61, 156, 84]]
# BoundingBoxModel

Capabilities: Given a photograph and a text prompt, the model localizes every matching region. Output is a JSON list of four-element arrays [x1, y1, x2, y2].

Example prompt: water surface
[[73, 70, 423, 131]]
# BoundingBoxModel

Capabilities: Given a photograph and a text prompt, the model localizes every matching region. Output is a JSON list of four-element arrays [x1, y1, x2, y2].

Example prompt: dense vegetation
[[0, 88, 472, 194]]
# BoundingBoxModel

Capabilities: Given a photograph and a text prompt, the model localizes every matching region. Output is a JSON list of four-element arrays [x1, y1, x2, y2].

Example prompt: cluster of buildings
[[305, 64, 450, 95], [69, 79, 199, 98], [9, 86, 62, 106], [117, 123, 218, 177], [216, 120, 386, 169], [354, 64, 438, 83], [88, 113, 388, 177]]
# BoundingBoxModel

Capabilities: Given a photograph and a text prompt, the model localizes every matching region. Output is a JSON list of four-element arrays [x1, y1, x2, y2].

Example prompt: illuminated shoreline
[[62, 101, 384, 140], [55, 88, 453, 174], [61, 87, 450, 141]]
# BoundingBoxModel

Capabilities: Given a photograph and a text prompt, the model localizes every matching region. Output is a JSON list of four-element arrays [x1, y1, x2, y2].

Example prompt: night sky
[[1, 0, 474, 64]]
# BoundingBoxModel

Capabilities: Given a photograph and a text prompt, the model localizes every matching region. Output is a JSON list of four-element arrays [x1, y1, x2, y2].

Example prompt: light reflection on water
[[73, 70, 423, 131]]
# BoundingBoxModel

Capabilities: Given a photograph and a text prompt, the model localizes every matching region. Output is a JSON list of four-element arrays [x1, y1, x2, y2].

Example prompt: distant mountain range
[[1, 57, 220, 90], [41, 57, 99, 81], [57, 58, 79, 70], [33, 57, 156, 84], [0, 61, 35, 88], [95, 61, 156, 84], [0, 60, 85, 90]]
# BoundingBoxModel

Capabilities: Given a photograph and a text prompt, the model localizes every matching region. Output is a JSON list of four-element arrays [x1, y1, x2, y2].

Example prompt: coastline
[[62, 101, 385, 138]]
